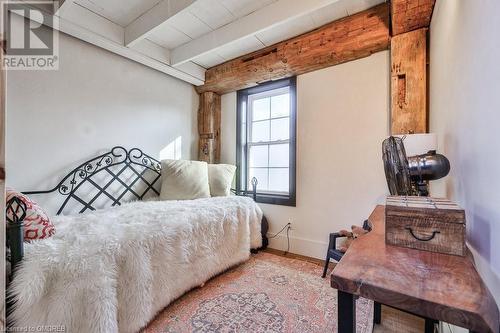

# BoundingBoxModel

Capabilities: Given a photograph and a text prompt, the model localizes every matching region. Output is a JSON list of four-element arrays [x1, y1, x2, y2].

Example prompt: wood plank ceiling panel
[[256, 15, 316, 46], [74, 0, 162, 26]]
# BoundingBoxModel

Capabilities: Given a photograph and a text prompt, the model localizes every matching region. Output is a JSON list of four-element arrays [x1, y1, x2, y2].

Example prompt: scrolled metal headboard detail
[[5, 147, 263, 279], [24, 146, 162, 215]]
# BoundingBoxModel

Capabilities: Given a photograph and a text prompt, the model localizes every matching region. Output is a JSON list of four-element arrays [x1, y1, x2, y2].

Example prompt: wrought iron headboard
[[5, 146, 264, 289], [23, 146, 162, 215]]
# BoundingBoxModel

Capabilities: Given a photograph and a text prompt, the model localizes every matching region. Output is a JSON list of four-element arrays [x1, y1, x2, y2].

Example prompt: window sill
[[255, 193, 296, 207]]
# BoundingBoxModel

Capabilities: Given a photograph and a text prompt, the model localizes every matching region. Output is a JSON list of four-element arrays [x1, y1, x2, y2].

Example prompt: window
[[236, 77, 296, 206]]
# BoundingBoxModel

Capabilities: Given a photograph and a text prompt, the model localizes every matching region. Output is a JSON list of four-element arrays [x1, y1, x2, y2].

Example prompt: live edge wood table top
[[331, 205, 499, 333]]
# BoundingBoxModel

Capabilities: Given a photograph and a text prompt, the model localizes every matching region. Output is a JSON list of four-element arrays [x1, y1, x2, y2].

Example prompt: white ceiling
[[74, 0, 163, 26], [19, 0, 385, 85]]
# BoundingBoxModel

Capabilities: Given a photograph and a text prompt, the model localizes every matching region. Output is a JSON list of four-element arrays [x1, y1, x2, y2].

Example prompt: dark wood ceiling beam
[[391, 0, 436, 36], [196, 3, 390, 95]]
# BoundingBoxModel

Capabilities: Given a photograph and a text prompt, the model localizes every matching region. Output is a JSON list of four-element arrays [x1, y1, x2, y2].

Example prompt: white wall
[[221, 51, 390, 259], [429, 0, 500, 305], [6, 30, 198, 212]]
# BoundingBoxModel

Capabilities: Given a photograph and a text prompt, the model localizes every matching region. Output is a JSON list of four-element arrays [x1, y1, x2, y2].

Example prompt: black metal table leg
[[338, 290, 356, 333], [425, 318, 438, 333], [373, 301, 382, 325]]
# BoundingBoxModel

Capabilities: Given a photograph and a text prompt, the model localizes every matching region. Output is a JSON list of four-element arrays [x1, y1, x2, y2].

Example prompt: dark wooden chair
[[322, 219, 372, 278], [322, 232, 346, 278]]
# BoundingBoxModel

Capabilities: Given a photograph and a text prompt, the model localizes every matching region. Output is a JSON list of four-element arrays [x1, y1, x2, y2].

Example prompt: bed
[[5, 146, 268, 333]]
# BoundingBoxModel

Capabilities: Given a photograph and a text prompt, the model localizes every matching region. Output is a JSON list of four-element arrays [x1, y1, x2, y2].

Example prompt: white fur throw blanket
[[9, 196, 263, 333]]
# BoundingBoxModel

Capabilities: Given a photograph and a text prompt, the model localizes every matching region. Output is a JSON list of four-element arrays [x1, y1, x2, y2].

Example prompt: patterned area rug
[[143, 252, 373, 333]]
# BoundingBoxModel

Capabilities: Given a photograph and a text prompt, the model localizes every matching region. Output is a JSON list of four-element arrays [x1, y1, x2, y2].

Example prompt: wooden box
[[385, 196, 466, 256]]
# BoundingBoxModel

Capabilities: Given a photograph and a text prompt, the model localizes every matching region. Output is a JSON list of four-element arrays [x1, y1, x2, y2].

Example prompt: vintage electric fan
[[382, 136, 450, 196]]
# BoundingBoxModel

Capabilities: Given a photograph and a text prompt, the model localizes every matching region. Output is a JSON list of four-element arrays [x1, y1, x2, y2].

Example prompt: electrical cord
[[285, 224, 290, 254], [268, 223, 290, 238], [268, 222, 291, 255]]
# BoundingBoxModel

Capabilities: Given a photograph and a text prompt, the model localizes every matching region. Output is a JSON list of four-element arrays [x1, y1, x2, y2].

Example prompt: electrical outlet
[[287, 218, 293, 230]]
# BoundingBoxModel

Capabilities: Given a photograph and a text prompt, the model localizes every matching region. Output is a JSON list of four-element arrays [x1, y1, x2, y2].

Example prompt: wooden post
[[391, 28, 427, 134], [198, 91, 221, 163]]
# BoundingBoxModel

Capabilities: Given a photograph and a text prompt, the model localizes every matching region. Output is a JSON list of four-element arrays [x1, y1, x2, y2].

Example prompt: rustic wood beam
[[391, 0, 436, 36], [198, 92, 221, 164], [196, 3, 390, 95], [391, 28, 427, 134]]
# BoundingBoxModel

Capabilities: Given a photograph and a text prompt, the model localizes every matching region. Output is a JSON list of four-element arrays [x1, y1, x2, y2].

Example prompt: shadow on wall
[[160, 136, 182, 160], [468, 205, 492, 265]]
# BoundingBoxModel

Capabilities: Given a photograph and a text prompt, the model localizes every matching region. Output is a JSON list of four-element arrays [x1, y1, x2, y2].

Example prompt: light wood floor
[[264, 248, 424, 333], [374, 306, 425, 333]]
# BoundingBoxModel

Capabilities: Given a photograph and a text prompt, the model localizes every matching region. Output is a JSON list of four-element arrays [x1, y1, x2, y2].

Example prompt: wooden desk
[[331, 205, 499, 333]]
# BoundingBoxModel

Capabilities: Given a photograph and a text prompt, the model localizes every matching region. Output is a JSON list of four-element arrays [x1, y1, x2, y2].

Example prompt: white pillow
[[160, 160, 211, 200], [208, 164, 237, 197]]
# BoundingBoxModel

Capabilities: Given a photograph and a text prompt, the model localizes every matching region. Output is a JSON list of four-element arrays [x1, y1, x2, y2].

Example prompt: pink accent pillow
[[6, 188, 55, 241]]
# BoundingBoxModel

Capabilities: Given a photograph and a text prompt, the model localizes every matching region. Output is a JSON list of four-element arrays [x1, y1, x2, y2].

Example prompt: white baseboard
[[267, 233, 328, 259]]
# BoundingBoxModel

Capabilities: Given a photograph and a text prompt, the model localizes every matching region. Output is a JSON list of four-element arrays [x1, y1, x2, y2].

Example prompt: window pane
[[249, 145, 268, 168], [251, 120, 270, 142], [269, 144, 289, 167], [271, 93, 290, 118], [269, 168, 289, 193], [270, 118, 289, 141], [240, 102, 247, 145], [249, 168, 269, 191], [252, 97, 270, 121]]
